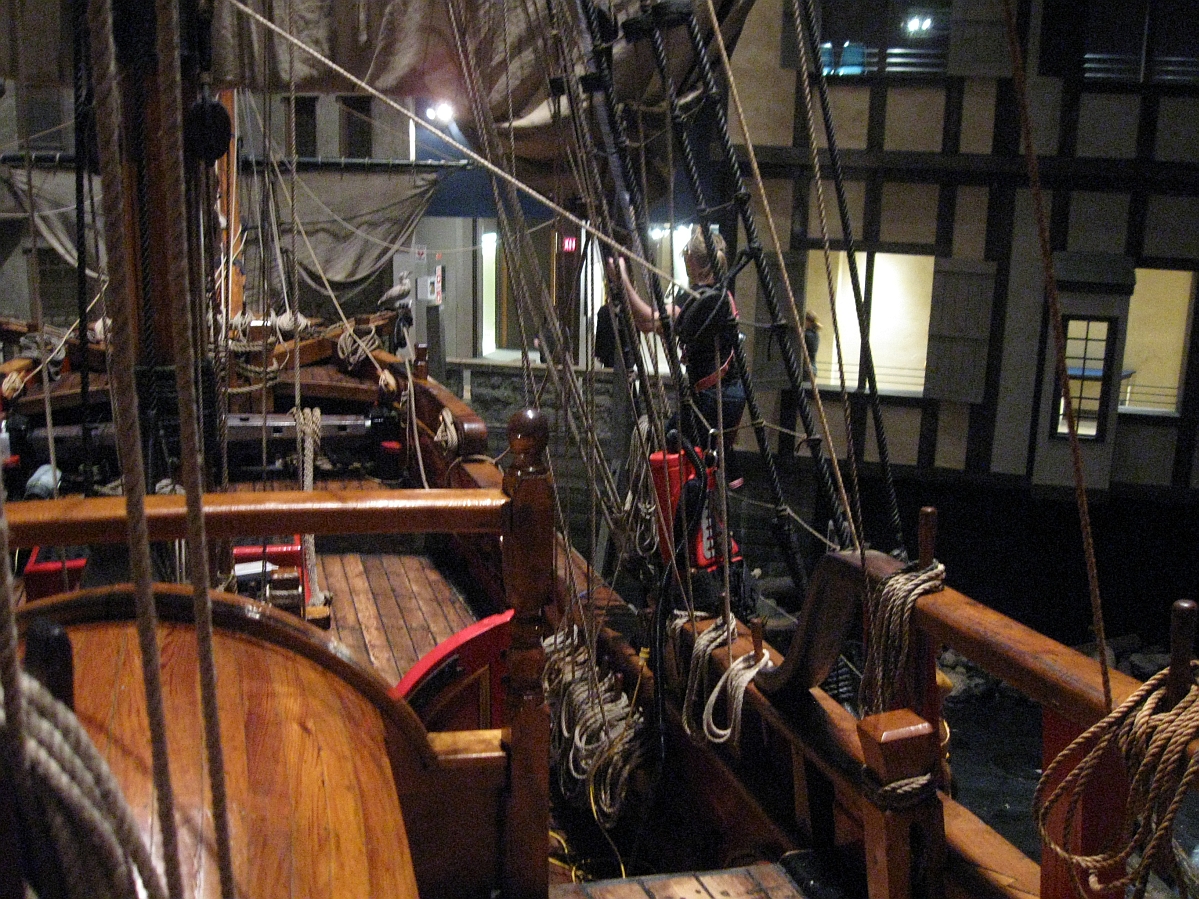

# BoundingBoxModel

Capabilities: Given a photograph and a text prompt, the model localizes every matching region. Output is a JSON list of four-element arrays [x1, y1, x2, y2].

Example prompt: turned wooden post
[[857, 709, 946, 899], [1167, 599, 1196, 711], [500, 408, 551, 899], [913, 506, 949, 788]]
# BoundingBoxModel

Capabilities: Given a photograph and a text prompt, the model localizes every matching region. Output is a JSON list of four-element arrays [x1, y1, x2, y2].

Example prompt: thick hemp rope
[[859, 561, 946, 717], [702, 650, 774, 746], [87, 0, 185, 893], [293, 407, 330, 609], [1035, 663, 1199, 898], [1, 671, 170, 899]]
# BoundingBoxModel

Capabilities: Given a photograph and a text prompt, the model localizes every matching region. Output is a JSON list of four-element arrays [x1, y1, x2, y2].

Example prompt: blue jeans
[[680, 379, 746, 464]]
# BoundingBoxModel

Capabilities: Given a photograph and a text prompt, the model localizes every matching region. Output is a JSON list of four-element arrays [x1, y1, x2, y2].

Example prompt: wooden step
[[549, 863, 809, 898]]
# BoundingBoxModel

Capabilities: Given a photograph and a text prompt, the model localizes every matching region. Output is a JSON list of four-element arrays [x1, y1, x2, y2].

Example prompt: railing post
[[1167, 599, 1196, 711], [500, 408, 551, 899], [857, 709, 946, 899], [1040, 710, 1127, 899], [913, 507, 949, 788]]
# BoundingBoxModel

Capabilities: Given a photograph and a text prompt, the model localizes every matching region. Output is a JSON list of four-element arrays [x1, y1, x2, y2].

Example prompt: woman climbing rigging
[[607, 225, 745, 486]]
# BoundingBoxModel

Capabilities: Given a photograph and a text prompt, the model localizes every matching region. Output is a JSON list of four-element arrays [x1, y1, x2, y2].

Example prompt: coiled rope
[[859, 561, 946, 717], [292, 407, 329, 609], [702, 649, 774, 746], [1035, 663, 1199, 898], [0, 670, 169, 899], [335, 324, 382, 374], [543, 626, 646, 828]]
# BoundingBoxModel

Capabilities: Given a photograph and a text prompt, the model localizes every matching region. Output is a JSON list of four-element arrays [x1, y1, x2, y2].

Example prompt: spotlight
[[907, 16, 921, 32], [649, 227, 665, 241], [922, 17, 932, 29], [435, 102, 454, 123], [426, 107, 437, 120]]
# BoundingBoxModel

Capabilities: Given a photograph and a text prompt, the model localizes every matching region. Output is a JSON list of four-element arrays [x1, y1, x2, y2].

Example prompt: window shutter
[[923, 258, 996, 403]]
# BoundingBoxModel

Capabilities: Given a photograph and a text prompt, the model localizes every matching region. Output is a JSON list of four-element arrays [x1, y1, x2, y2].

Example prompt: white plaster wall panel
[[1112, 418, 1175, 486], [953, 186, 989, 260], [1156, 97, 1199, 164], [811, 85, 869, 150], [1144, 196, 1199, 261], [1075, 93, 1139, 159], [730, 0, 795, 147], [1067, 192, 1130, 254], [864, 404, 921, 466], [879, 182, 939, 245], [959, 79, 996, 154], [935, 401, 970, 470], [807, 178, 865, 241], [991, 190, 1046, 476], [884, 86, 945, 153]]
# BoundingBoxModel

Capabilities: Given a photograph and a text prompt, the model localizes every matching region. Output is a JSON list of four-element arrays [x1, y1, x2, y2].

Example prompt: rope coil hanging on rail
[[1035, 662, 1199, 899], [859, 560, 946, 717]]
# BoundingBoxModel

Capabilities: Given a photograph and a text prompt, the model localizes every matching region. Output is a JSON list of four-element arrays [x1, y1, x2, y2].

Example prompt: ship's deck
[[230, 478, 478, 687]]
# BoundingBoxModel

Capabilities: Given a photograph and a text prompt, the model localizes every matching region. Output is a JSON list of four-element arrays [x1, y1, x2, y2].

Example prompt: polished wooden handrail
[[914, 583, 1140, 728], [5, 488, 510, 548]]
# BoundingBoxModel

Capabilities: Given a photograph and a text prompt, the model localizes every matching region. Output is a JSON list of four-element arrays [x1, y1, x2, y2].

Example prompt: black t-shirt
[[677, 286, 737, 383]]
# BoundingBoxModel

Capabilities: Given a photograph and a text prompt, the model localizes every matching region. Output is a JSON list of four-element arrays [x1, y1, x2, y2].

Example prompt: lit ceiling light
[[907, 16, 921, 32], [425, 106, 437, 120], [922, 17, 932, 30], [435, 102, 454, 123], [649, 227, 665, 241]]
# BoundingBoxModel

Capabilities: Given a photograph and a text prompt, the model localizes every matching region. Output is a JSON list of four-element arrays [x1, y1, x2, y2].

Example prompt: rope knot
[[860, 767, 937, 812]]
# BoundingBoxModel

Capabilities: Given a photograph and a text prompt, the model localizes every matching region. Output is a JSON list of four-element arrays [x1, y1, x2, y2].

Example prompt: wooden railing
[[568, 500, 1165, 899]]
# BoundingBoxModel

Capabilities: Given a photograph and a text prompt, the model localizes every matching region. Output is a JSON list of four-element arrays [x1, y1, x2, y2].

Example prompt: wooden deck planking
[[340, 554, 401, 685], [361, 555, 422, 677], [549, 864, 807, 899], [219, 480, 480, 685], [386, 555, 452, 649], [404, 553, 473, 635], [376, 555, 437, 662], [318, 555, 367, 660]]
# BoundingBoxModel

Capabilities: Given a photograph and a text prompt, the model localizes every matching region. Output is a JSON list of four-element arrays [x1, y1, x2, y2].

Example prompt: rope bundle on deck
[[293, 407, 329, 609], [1035, 661, 1199, 898], [543, 626, 647, 828]]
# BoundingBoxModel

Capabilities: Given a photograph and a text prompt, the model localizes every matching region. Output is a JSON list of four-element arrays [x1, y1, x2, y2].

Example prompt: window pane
[[1121, 268, 1194, 412], [294, 96, 317, 157], [869, 254, 935, 393], [803, 251, 934, 393], [1058, 315, 1113, 438], [340, 96, 372, 159]]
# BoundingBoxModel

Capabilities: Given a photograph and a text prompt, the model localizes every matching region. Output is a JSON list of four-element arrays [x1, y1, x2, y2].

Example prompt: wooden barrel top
[[24, 591, 421, 899]]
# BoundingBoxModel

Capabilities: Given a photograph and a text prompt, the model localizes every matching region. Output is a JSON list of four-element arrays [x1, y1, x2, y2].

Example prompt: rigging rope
[[543, 626, 647, 829], [87, 0, 185, 892], [1034, 664, 1199, 899], [699, 0, 864, 557], [292, 407, 330, 609], [152, 0, 237, 890], [998, 0, 1111, 712], [858, 560, 946, 717], [794, 0, 908, 558], [0, 670, 169, 899]]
